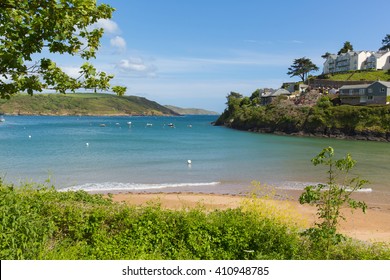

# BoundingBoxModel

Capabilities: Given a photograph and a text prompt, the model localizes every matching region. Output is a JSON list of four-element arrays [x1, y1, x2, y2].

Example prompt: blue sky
[[58, 0, 390, 112]]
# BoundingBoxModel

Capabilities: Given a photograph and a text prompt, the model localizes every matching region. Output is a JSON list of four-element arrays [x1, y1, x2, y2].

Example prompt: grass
[[0, 93, 177, 116], [1, 179, 389, 260], [320, 70, 390, 81]]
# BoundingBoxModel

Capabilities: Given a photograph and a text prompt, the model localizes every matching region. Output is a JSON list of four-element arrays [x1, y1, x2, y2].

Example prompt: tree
[[337, 41, 353, 55], [80, 63, 113, 93], [321, 52, 332, 59], [287, 57, 319, 83], [225, 91, 243, 113], [0, 0, 115, 99], [112, 85, 127, 96], [249, 89, 261, 105], [379, 34, 390, 51], [299, 147, 367, 259]]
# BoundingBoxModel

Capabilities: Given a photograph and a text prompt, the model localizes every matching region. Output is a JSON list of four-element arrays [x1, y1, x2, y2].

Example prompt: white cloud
[[61, 66, 82, 78], [116, 58, 157, 77], [110, 36, 126, 50], [93, 19, 120, 34]]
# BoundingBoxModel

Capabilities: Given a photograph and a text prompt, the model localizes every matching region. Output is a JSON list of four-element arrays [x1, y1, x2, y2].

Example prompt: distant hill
[[0, 93, 178, 116], [164, 105, 219, 115]]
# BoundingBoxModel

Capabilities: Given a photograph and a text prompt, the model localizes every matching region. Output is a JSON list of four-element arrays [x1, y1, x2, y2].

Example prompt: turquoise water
[[1, 115, 389, 195]]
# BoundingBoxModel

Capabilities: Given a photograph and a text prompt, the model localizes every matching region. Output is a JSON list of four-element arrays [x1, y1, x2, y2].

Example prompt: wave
[[277, 181, 372, 193], [59, 181, 221, 192]]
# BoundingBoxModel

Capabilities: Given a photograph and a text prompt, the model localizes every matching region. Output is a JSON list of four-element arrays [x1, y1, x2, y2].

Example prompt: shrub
[[299, 147, 367, 259], [1, 178, 388, 260]]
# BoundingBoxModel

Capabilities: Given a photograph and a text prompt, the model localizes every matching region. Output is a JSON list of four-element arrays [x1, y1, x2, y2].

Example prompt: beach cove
[[1, 115, 390, 243]]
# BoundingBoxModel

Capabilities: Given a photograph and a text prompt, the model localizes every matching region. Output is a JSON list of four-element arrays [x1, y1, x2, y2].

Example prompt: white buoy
[[86, 142, 89, 147], [187, 160, 192, 165], [28, 135, 31, 139]]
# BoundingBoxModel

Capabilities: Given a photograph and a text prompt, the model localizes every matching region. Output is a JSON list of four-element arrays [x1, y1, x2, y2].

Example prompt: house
[[281, 82, 296, 93], [323, 50, 390, 74], [261, 88, 291, 105], [339, 81, 390, 105], [365, 49, 390, 70], [323, 54, 337, 74]]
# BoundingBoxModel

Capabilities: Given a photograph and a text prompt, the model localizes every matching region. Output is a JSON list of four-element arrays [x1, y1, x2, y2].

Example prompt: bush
[[299, 147, 368, 259], [1, 179, 389, 260]]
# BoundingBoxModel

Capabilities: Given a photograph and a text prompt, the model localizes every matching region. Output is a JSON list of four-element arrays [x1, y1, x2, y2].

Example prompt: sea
[[1, 115, 390, 196]]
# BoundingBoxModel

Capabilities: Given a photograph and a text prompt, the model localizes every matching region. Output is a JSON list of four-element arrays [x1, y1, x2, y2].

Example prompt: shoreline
[[1, 113, 179, 117], [108, 190, 390, 243], [218, 124, 390, 142]]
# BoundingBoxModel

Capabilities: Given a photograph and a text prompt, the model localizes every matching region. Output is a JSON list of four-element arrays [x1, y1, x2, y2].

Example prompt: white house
[[365, 49, 390, 71], [323, 54, 337, 74], [323, 50, 390, 74]]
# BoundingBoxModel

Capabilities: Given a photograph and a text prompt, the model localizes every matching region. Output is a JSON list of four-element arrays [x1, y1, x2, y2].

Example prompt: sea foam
[[59, 181, 221, 192]]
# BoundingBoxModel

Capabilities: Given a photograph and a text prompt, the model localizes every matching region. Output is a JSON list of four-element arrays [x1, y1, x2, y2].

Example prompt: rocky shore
[[244, 127, 390, 142]]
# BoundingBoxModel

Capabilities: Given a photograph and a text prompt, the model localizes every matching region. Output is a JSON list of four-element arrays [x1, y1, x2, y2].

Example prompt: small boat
[[167, 123, 175, 127], [146, 123, 153, 127], [99, 123, 106, 127], [0, 118, 5, 123]]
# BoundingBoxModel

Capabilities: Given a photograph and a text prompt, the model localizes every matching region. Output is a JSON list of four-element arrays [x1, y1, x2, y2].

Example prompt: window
[[368, 96, 374, 100], [368, 88, 373, 93], [359, 89, 365, 95], [381, 88, 385, 92]]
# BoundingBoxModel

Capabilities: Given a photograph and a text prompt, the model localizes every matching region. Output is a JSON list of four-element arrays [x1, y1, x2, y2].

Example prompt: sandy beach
[[110, 191, 390, 243]]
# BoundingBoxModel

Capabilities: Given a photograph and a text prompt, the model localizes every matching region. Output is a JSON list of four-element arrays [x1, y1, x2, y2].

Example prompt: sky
[[53, 0, 390, 112]]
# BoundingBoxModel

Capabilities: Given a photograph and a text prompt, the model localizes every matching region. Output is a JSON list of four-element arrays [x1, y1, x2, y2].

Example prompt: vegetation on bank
[[0, 93, 178, 116], [299, 147, 369, 259], [215, 91, 390, 141], [316, 69, 390, 82], [0, 178, 389, 260]]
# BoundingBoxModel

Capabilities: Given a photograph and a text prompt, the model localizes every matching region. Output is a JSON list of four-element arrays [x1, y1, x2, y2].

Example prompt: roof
[[372, 81, 390, 87], [339, 84, 371, 90], [266, 88, 291, 97], [376, 49, 390, 56]]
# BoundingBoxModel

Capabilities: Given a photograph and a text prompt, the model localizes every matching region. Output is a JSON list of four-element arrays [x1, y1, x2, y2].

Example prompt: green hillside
[[164, 105, 219, 115], [0, 93, 178, 116], [318, 70, 390, 81], [215, 92, 390, 141]]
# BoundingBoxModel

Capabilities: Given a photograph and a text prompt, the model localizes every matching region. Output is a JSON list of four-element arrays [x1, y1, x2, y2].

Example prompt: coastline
[[0, 112, 178, 117], [109, 190, 390, 243], [219, 124, 390, 142]]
